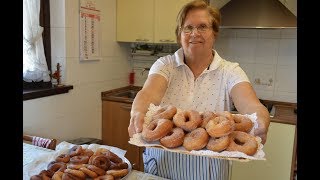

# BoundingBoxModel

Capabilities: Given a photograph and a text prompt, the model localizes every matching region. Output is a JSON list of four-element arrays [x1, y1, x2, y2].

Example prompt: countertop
[[101, 86, 297, 125]]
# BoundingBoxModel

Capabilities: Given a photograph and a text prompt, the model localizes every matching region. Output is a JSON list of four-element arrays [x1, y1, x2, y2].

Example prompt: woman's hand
[[254, 120, 268, 144], [128, 112, 145, 138]]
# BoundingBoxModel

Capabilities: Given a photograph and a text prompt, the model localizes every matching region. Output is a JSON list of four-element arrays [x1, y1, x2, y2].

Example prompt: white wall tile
[[274, 65, 297, 93], [218, 28, 236, 38], [238, 63, 255, 83], [215, 37, 234, 58], [255, 39, 279, 65], [231, 38, 256, 63], [258, 29, 281, 39], [236, 29, 258, 38], [252, 64, 276, 91], [281, 28, 297, 39], [278, 39, 297, 66]]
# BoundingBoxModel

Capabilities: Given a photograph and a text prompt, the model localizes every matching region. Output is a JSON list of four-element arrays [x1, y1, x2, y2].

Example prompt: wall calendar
[[79, 0, 101, 61]]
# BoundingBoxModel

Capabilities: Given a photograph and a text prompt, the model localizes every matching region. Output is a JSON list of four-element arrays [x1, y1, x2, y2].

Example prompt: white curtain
[[23, 0, 50, 82]]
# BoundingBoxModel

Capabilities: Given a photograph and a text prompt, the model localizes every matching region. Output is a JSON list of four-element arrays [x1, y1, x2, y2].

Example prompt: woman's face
[[180, 9, 216, 57]]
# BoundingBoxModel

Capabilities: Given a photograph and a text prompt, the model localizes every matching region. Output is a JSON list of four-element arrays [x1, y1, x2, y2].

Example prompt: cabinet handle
[[135, 38, 149, 42], [159, 39, 175, 42], [120, 104, 132, 110]]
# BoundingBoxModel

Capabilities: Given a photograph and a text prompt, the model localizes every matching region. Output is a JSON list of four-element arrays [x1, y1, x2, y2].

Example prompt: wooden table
[[23, 142, 168, 180]]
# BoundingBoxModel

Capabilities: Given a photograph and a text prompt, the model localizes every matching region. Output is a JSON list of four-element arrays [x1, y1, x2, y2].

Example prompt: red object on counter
[[129, 71, 135, 85]]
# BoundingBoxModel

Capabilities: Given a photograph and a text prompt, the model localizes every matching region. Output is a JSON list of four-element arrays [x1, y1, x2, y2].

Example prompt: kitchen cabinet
[[116, 0, 192, 43], [231, 122, 296, 180], [102, 101, 144, 171], [278, 0, 297, 16], [116, 0, 154, 43]]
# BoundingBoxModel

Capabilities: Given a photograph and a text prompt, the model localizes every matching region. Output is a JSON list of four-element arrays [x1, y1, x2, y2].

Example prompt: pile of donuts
[[30, 145, 129, 180], [141, 105, 259, 156]]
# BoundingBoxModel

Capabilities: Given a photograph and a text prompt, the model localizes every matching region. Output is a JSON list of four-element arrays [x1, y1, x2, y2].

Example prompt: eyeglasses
[[180, 24, 212, 34]]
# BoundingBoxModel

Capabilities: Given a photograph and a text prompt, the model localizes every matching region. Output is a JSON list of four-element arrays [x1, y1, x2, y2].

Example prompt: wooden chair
[[23, 134, 57, 150]]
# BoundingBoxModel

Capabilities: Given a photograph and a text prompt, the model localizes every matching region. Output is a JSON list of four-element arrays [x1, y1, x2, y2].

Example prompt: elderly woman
[[128, 0, 270, 179]]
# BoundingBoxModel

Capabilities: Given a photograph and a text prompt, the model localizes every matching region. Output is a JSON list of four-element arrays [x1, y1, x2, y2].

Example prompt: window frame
[[23, 0, 73, 100]]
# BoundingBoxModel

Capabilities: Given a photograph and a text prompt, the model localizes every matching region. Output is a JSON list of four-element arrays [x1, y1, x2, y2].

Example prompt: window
[[23, 0, 73, 100]]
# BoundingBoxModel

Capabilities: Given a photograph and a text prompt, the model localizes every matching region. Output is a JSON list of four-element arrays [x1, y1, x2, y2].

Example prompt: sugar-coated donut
[[68, 145, 83, 157], [70, 155, 89, 164], [206, 135, 231, 152], [200, 111, 217, 128], [64, 169, 86, 179], [152, 105, 177, 121], [160, 127, 185, 148], [106, 169, 129, 178], [205, 116, 235, 137], [47, 162, 67, 172], [79, 166, 98, 178], [93, 174, 114, 180], [55, 154, 70, 163], [183, 128, 209, 151], [173, 110, 202, 132], [215, 111, 234, 121], [227, 131, 258, 156], [232, 114, 253, 133], [85, 164, 106, 176], [67, 163, 85, 170], [142, 118, 173, 142]]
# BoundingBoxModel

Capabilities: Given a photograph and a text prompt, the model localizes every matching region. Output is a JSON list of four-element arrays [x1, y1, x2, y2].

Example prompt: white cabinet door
[[231, 122, 296, 180], [154, 0, 192, 44], [116, 0, 154, 42]]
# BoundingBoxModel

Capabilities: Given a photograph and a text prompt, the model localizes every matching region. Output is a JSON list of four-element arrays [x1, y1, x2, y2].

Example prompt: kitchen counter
[[101, 85, 141, 104]]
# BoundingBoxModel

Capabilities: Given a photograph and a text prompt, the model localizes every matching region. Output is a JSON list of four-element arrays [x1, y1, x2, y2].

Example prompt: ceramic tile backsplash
[[131, 28, 297, 103]]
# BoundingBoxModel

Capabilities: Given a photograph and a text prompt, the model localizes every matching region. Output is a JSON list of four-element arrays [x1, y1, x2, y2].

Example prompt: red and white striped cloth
[[32, 136, 52, 149]]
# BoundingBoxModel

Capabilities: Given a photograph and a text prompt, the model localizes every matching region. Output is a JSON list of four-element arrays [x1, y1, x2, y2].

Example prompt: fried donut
[[79, 167, 98, 178], [142, 118, 173, 142], [89, 155, 111, 170], [160, 127, 185, 148], [200, 111, 217, 128], [39, 169, 55, 178], [67, 163, 85, 170], [106, 169, 129, 178], [70, 155, 89, 164], [183, 128, 209, 151], [206, 135, 231, 152], [100, 149, 123, 163], [30, 174, 50, 180], [152, 105, 177, 120], [81, 148, 94, 157], [62, 172, 81, 180], [55, 154, 70, 163], [85, 164, 106, 176], [227, 131, 258, 156], [173, 110, 202, 132], [64, 169, 86, 179], [109, 162, 129, 170], [93, 174, 114, 180], [52, 171, 63, 180], [205, 116, 235, 137], [47, 162, 67, 172], [215, 111, 234, 121], [232, 114, 253, 133], [68, 145, 83, 157]]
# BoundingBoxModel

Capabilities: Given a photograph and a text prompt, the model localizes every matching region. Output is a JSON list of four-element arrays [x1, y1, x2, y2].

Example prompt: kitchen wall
[[132, 28, 297, 103], [23, 0, 131, 142]]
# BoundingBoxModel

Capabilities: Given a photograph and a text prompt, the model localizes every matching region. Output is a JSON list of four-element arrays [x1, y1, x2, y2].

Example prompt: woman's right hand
[[128, 111, 145, 138]]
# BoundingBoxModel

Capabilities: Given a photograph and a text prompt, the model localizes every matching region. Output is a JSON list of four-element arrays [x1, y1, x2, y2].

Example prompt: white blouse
[[149, 48, 250, 112]]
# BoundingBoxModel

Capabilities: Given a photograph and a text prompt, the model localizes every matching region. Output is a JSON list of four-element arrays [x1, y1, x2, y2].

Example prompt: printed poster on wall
[[79, 0, 101, 61]]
